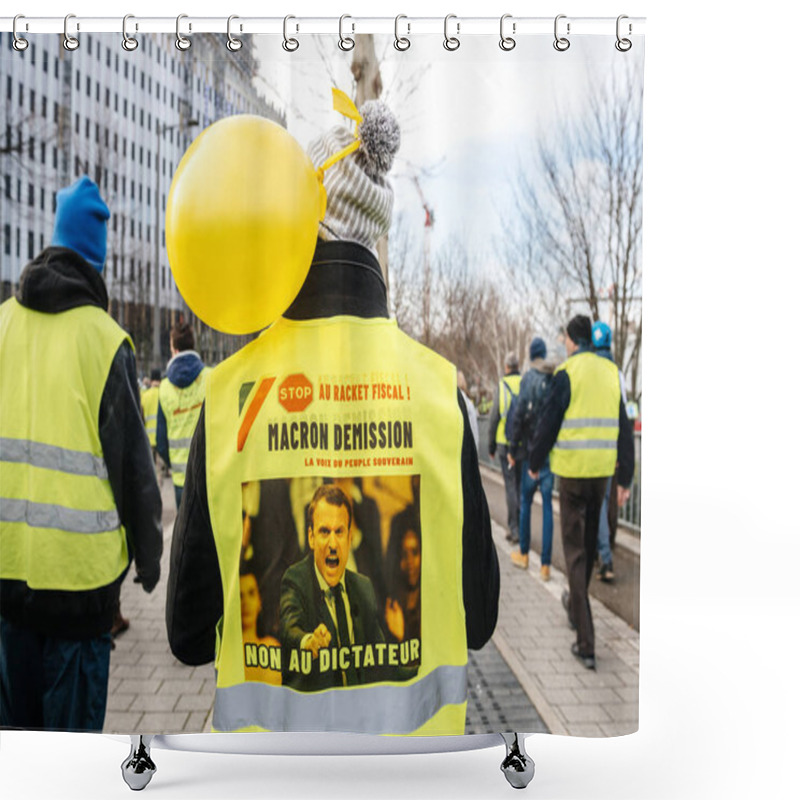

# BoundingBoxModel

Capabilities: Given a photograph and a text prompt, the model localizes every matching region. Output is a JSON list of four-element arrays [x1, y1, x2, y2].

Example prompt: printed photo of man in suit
[[279, 484, 386, 691]]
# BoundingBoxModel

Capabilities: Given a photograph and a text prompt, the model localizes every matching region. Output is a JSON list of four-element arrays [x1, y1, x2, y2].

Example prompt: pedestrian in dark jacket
[[508, 337, 555, 579], [0, 177, 163, 731]]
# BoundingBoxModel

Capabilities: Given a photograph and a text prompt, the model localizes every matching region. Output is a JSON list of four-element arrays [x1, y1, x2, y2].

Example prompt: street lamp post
[[153, 117, 198, 371]]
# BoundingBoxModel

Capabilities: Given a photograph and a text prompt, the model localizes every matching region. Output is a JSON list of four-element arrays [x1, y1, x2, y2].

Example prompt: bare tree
[[505, 60, 643, 398]]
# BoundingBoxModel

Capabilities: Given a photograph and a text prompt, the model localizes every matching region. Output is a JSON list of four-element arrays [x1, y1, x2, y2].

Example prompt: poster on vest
[[1, 25, 643, 743], [240, 476, 421, 690]]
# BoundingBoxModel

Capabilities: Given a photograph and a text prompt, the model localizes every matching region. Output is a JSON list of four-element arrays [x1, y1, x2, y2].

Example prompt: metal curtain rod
[[0, 15, 645, 37]]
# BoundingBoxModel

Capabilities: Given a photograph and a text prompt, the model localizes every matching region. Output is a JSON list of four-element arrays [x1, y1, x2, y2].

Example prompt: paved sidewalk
[[489, 519, 639, 737]]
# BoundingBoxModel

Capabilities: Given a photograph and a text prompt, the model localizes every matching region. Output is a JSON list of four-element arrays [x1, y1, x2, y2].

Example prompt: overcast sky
[[254, 34, 644, 276]]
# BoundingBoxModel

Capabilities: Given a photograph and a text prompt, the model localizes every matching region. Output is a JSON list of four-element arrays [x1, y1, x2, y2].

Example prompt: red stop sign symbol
[[278, 374, 314, 412]]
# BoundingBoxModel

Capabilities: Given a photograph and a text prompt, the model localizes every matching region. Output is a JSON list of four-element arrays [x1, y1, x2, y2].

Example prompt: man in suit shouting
[[280, 484, 386, 691]]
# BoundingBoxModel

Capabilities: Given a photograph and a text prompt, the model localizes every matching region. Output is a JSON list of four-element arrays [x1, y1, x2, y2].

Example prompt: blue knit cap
[[51, 176, 110, 272], [592, 321, 612, 350], [529, 336, 547, 361]]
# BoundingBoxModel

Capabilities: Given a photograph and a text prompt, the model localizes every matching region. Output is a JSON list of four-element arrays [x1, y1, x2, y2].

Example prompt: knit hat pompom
[[529, 337, 547, 361], [357, 100, 401, 181]]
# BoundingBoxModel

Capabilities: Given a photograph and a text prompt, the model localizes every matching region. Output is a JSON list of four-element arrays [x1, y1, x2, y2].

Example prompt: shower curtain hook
[[122, 14, 139, 51], [176, 14, 192, 50], [63, 13, 79, 51], [227, 15, 243, 51], [282, 15, 299, 52], [338, 15, 355, 51], [394, 15, 411, 51], [12, 15, 29, 51], [443, 14, 460, 51], [615, 15, 632, 52], [499, 14, 516, 51], [553, 14, 570, 51]]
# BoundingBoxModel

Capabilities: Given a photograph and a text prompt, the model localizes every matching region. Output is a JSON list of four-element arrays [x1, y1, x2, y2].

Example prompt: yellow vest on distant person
[[159, 366, 211, 487], [494, 373, 521, 446], [0, 299, 131, 591], [204, 315, 467, 736], [549, 351, 620, 479], [141, 385, 159, 447]]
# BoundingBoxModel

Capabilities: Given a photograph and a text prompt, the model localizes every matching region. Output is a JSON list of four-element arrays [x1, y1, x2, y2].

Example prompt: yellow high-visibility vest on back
[[141, 385, 159, 447], [0, 298, 131, 591], [159, 366, 210, 487], [494, 373, 521, 446], [205, 315, 467, 736], [549, 351, 621, 479]]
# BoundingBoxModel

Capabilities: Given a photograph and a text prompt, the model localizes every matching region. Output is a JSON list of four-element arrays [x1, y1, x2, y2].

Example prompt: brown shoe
[[540, 565, 551, 582], [111, 612, 130, 638], [510, 551, 529, 570]]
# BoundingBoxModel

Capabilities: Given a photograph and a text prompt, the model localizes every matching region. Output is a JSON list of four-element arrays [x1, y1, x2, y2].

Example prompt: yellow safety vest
[[494, 373, 521, 446], [549, 351, 621, 479], [205, 315, 467, 736], [0, 298, 131, 591], [141, 385, 160, 447], [159, 366, 210, 487]]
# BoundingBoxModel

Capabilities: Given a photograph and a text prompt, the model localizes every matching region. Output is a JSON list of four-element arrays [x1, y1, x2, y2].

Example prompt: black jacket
[[166, 239, 500, 665], [0, 247, 163, 639], [527, 347, 635, 487]]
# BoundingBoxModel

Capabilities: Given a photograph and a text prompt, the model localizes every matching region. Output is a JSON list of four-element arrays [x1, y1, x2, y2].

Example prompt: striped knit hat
[[307, 100, 400, 253]]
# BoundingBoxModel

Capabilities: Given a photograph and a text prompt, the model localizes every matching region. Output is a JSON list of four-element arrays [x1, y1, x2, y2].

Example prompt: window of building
[[96, 83, 99, 102], [28, 231, 34, 260], [54, 57, 59, 79], [76, 69, 80, 90], [28, 137, 34, 160], [129, 257, 134, 280], [112, 254, 118, 278], [114, 133, 118, 153], [52, 192, 56, 212], [130, 218, 134, 237], [75, 113, 80, 134], [85, 118, 89, 139], [18, 82, 22, 107], [52, 147, 57, 168], [87, 35, 92, 55], [29, 88, 35, 113], [115, 53, 119, 73], [112, 213, 117, 232], [105, 88, 110, 107], [106, 47, 111, 68], [43, 48, 48, 73], [28, 183, 34, 206], [16, 179, 21, 202], [95, 123, 100, 144], [141, 71, 144, 90], [5, 75, 11, 102], [124, 61, 128, 79], [16, 227, 20, 258], [123, 98, 127, 116], [53, 101, 59, 123], [86, 75, 91, 98], [123, 138, 127, 158], [41, 95, 47, 117], [146, 262, 151, 287], [115, 93, 118, 112], [132, 66, 136, 84], [40, 141, 45, 165], [3, 224, 10, 257], [3, 175, 9, 199], [40, 187, 45, 211], [104, 127, 109, 148]]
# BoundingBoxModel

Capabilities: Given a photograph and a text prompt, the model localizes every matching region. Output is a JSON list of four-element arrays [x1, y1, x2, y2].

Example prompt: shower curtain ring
[[122, 15, 139, 51], [443, 14, 460, 51], [553, 14, 570, 51], [176, 14, 192, 50], [12, 15, 29, 51], [499, 14, 516, 51], [63, 14, 79, 51], [394, 15, 411, 51], [338, 15, 355, 51], [283, 15, 299, 52], [227, 15, 243, 51]]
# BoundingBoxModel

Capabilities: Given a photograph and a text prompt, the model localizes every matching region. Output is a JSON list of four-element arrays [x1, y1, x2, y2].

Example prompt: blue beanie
[[51, 176, 110, 272], [592, 321, 612, 350], [529, 336, 547, 361]]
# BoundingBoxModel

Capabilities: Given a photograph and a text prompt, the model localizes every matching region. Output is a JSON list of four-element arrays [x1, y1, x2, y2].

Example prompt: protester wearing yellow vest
[[166, 100, 499, 736], [488, 353, 523, 544], [157, 323, 210, 509], [0, 177, 163, 731], [527, 315, 634, 670], [140, 369, 162, 452]]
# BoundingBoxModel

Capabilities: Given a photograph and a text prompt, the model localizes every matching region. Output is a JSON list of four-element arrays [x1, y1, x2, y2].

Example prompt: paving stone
[[111, 664, 156, 680], [135, 693, 179, 713], [117, 678, 164, 695], [103, 711, 143, 733], [106, 693, 136, 712], [157, 678, 205, 695], [565, 723, 605, 737], [559, 704, 613, 724], [175, 693, 217, 712], [600, 722, 638, 737], [138, 712, 189, 733], [571, 687, 620, 705], [602, 703, 639, 723], [187, 711, 211, 731]]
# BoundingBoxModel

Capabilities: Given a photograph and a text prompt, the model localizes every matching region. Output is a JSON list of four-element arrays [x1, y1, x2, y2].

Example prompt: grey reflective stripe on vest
[[0, 437, 109, 479], [170, 463, 187, 474], [0, 498, 120, 534], [554, 440, 617, 450], [212, 663, 467, 735], [169, 437, 193, 449], [560, 418, 618, 429], [145, 415, 157, 422]]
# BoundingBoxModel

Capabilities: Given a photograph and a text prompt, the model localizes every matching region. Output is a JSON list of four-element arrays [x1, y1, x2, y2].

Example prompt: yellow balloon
[[166, 115, 325, 335]]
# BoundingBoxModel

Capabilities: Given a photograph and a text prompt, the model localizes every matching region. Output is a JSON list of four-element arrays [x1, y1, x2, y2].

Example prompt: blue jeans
[[0, 618, 112, 731], [597, 476, 613, 566], [519, 460, 554, 564]]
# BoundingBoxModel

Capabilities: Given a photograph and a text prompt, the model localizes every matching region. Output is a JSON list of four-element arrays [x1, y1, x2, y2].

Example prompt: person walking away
[[591, 321, 630, 582], [166, 98, 499, 735], [157, 323, 210, 509], [508, 337, 555, 580], [0, 176, 162, 731], [488, 352, 522, 543], [527, 315, 634, 670]]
